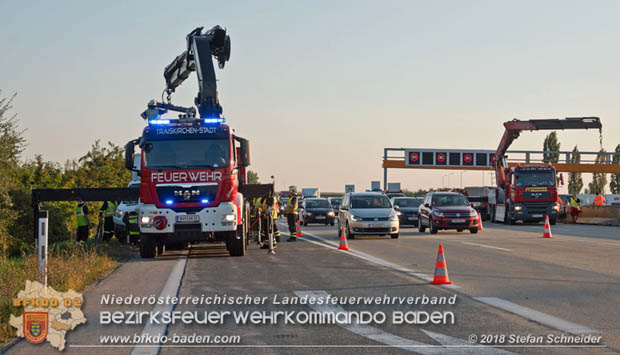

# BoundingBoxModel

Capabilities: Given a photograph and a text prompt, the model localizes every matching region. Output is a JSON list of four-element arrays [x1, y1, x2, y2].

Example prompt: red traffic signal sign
[[407, 151, 420, 165]]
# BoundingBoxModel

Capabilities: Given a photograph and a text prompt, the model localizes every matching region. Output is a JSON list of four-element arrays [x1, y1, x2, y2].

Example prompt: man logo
[[24, 312, 48, 344], [174, 190, 200, 200]]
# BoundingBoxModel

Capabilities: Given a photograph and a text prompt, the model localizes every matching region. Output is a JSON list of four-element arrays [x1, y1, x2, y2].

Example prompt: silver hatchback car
[[337, 192, 399, 239]]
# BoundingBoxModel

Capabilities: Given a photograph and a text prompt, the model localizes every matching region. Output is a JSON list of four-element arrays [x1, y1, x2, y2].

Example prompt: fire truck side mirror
[[239, 138, 251, 167], [125, 141, 136, 171]]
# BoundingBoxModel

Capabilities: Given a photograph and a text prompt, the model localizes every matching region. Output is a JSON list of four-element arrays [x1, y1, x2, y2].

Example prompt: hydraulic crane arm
[[495, 117, 602, 187], [162, 26, 231, 118]]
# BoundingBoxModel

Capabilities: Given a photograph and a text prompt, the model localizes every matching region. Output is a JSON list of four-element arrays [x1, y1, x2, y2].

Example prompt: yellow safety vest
[[286, 196, 298, 214]]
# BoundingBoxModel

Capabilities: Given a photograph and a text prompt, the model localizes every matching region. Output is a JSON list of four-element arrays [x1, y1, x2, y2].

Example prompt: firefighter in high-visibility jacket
[[100, 200, 118, 241], [260, 194, 280, 249], [570, 194, 581, 223], [251, 197, 263, 237], [285, 187, 298, 242], [76, 199, 90, 243], [123, 210, 140, 245]]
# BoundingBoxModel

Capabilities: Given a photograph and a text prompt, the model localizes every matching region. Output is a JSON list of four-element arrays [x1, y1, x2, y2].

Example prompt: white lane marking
[[294, 290, 512, 354], [279, 225, 459, 289], [461, 242, 512, 252], [473, 297, 598, 335], [132, 256, 188, 355]]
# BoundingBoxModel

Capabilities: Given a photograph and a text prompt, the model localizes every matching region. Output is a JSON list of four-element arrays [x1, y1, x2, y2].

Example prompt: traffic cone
[[542, 215, 552, 238], [296, 219, 303, 237], [430, 244, 452, 285], [338, 226, 349, 250], [477, 211, 483, 231]]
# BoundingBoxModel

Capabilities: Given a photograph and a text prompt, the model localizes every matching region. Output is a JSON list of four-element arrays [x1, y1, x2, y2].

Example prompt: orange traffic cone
[[542, 215, 552, 238], [338, 226, 349, 250], [477, 211, 483, 231], [430, 244, 452, 285], [296, 219, 303, 237]]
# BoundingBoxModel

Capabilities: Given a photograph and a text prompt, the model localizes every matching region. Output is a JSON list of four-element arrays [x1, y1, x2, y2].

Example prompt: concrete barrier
[[577, 205, 620, 226]]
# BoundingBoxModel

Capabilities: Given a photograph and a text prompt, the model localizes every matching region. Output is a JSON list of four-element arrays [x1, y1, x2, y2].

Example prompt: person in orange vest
[[593, 192, 606, 206]]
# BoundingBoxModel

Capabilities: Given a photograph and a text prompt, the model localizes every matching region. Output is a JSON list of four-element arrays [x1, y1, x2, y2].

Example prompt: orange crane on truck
[[492, 117, 602, 225]]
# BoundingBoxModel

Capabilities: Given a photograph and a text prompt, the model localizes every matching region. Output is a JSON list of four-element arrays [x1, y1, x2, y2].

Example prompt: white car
[[337, 192, 399, 239], [113, 181, 140, 240]]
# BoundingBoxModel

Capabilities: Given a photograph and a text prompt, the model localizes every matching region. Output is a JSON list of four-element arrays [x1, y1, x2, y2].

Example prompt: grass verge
[[0, 239, 134, 344]]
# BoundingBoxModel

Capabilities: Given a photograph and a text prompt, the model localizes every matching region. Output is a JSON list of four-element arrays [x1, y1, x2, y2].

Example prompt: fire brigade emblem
[[24, 312, 48, 344]]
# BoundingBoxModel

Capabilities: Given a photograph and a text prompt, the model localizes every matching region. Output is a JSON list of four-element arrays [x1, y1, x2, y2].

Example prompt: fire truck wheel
[[140, 234, 157, 258], [229, 230, 246, 257]]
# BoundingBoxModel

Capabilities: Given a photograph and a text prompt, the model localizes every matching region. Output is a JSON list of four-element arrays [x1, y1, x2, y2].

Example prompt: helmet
[[288, 185, 297, 193]]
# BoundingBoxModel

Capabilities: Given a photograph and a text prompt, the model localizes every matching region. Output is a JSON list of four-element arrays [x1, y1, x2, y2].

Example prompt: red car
[[418, 192, 479, 234]]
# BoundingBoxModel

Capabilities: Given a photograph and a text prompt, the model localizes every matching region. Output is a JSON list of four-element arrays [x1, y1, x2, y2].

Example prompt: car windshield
[[330, 199, 342, 207], [306, 199, 331, 208], [515, 170, 555, 187], [351, 195, 391, 209], [432, 194, 469, 207], [144, 139, 230, 169], [394, 198, 421, 208]]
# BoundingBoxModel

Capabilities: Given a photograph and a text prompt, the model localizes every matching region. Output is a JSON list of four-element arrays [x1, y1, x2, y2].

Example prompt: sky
[[1, 0, 619, 193]]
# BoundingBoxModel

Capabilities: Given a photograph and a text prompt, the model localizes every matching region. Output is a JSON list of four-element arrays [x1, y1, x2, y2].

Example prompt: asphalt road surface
[[6, 220, 619, 354]]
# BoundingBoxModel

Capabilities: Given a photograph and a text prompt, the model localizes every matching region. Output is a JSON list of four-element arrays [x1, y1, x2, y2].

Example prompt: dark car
[[418, 192, 479, 234], [299, 198, 336, 226], [391, 197, 423, 226], [329, 197, 343, 210]]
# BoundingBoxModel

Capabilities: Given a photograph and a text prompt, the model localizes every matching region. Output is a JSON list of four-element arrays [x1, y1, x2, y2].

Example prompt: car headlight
[[395, 211, 402, 216], [116, 210, 124, 217], [552, 202, 560, 211], [141, 216, 151, 224], [389, 212, 398, 221], [514, 205, 522, 212], [327, 211, 334, 216], [350, 215, 362, 222], [432, 210, 444, 217], [305, 212, 312, 216], [469, 210, 478, 217], [222, 214, 236, 222]]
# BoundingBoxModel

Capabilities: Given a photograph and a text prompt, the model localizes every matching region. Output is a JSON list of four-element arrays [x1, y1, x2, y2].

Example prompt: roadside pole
[[268, 209, 275, 254], [38, 210, 48, 289]]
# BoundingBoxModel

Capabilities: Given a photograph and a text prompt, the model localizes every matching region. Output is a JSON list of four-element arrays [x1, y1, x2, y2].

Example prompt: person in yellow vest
[[260, 193, 280, 248], [285, 186, 298, 242], [593, 192, 606, 206], [76, 199, 90, 243], [251, 197, 263, 238], [100, 200, 118, 241], [569, 194, 581, 223], [123, 210, 140, 245]]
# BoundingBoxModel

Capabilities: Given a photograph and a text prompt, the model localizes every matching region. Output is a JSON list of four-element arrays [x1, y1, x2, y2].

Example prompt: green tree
[[567, 146, 583, 195], [0, 91, 26, 256], [588, 149, 608, 194], [610, 144, 620, 194], [543, 132, 560, 163], [74, 140, 130, 188], [247, 170, 259, 184]]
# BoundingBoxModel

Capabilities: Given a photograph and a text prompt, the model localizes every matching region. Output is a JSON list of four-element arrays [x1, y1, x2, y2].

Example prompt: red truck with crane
[[124, 25, 255, 258], [492, 117, 602, 225]]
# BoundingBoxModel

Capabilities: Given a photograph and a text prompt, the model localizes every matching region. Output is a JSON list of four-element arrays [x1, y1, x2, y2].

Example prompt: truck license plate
[[532, 214, 543, 218], [176, 215, 200, 223], [408, 216, 415, 220], [315, 216, 325, 220], [451, 219, 466, 223]]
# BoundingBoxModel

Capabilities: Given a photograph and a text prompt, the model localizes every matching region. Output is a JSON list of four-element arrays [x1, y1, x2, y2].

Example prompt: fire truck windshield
[[144, 139, 230, 169], [515, 170, 555, 187]]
